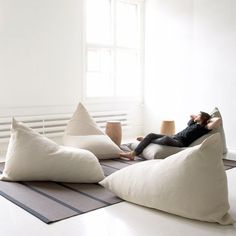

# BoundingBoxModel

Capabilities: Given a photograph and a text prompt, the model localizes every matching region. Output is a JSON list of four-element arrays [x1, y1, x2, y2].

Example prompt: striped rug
[[0, 158, 235, 224], [0, 158, 144, 224]]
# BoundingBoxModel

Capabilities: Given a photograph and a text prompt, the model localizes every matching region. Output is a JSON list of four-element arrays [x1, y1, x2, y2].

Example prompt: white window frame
[[82, 0, 145, 104]]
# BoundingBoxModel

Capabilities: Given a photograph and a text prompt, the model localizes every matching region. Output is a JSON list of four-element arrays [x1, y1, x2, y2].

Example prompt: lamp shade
[[160, 120, 175, 136]]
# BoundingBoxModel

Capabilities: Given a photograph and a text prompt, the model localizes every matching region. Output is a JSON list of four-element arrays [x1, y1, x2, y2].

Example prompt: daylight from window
[[85, 0, 143, 99]]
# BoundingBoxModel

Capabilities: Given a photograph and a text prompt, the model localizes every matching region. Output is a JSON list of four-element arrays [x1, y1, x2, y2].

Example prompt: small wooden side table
[[160, 120, 175, 136], [105, 121, 122, 146]]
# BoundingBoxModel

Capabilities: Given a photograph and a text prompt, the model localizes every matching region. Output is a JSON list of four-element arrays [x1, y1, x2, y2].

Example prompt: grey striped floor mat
[[0, 158, 144, 224], [0, 158, 235, 224]]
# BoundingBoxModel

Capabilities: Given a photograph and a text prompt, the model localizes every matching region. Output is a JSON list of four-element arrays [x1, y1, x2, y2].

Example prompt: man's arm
[[187, 114, 197, 126], [206, 117, 221, 130], [190, 114, 197, 120]]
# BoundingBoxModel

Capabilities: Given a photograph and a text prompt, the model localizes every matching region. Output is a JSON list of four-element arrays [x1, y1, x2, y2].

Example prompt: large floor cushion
[[64, 103, 121, 159], [129, 107, 227, 160], [100, 134, 235, 225], [129, 141, 185, 160], [0, 119, 105, 183]]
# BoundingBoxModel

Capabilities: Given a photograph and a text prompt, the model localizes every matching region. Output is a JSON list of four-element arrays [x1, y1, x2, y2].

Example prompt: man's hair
[[200, 111, 211, 126]]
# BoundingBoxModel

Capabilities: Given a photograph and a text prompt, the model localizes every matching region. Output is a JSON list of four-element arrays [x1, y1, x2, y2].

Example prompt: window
[[84, 0, 143, 99]]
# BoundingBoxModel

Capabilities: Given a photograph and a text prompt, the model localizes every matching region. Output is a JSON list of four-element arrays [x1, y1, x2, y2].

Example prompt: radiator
[[0, 110, 129, 144]]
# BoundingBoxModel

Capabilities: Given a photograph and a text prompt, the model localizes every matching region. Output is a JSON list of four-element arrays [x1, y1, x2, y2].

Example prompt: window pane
[[86, 49, 113, 97], [86, 0, 112, 44], [87, 49, 100, 72], [116, 1, 139, 48], [116, 49, 141, 97]]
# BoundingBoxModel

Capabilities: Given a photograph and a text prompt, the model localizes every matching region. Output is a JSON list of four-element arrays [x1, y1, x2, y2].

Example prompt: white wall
[[144, 0, 236, 149], [0, 0, 143, 144], [0, 0, 83, 116], [4, 0, 235, 147]]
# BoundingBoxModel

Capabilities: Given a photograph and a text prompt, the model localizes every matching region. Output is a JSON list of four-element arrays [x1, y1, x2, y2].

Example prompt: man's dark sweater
[[174, 119, 211, 147]]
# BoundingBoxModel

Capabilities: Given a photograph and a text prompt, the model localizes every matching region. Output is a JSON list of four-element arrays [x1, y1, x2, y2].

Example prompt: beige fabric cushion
[[100, 134, 235, 225], [64, 135, 121, 159], [64, 103, 121, 159], [0, 119, 105, 183], [65, 103, 104, 135], [211, 107, 227, 153], [129, 141, 184, 160], [129, 107, 227, 160], [189, 107, 227, 153]]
